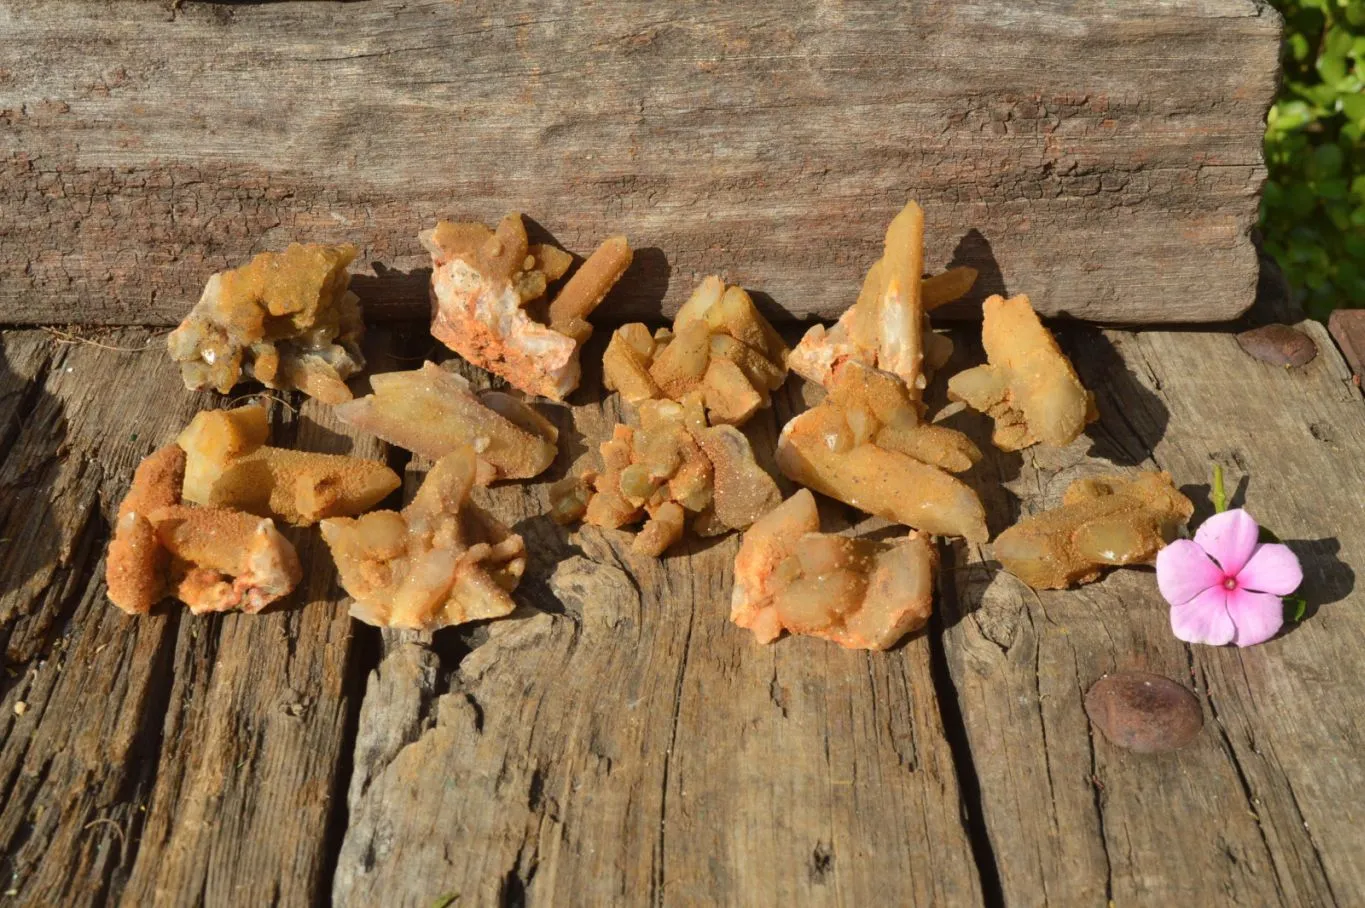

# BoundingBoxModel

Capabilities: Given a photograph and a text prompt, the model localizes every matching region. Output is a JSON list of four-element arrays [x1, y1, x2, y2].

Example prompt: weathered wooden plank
[[1, 0, 1278, 325], [0, 329, 181, 668], [117, 395, 384, 907], [332, 345, 984, 906], [1127, 323, 1365, 898], [0, 330, 62, 659], [0, 329, 379, 906], [8, 317, 1365, 905], [1, 328, 210, 904], [937, 320, 1365, 905]]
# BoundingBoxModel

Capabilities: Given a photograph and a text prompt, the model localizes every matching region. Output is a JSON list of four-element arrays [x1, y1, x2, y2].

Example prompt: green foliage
[[1261, 0, 1365, 318]]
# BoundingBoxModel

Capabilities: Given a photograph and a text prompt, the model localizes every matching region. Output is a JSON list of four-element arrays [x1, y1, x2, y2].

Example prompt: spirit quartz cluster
[[167, 243, 366, 404], [118, 199, 1189, 650]]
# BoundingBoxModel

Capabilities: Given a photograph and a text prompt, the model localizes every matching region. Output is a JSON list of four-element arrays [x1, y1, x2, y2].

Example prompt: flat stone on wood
[[1085, 671, 1204, 753], [1237, 324, 1318, 367]]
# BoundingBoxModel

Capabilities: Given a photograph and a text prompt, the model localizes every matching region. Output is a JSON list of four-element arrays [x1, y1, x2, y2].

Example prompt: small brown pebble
[[1085, 671, 1202, 753], [1236, 324, 1317, 368]]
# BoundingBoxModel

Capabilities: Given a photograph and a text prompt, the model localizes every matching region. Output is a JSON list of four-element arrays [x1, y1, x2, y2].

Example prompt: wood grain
[[936, 320, 1365, 905], [332, 347, 983, 907], [0, 0, 1278, 326], [0, 330, 379, 906], [4, 316, 1364, 905], [117, 394, 384, 907]]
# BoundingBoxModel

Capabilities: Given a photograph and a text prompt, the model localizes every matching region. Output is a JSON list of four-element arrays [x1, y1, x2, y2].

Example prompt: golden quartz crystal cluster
[[107, 442, 302, 617], [731, 490, 937, 650], [948, 293, 1099, 450], [788, 202, 963, 394], [335, 361, 559, 485], [603, 277, 789, 426], [320, 448, 528, 630], [167, 243, 366, 405], [109, 199, 1190, 651], [422, 213, 632, 401], [776, 361, 988, 543], [993, 472, 1194, 590], [549, 395, 783, 557]]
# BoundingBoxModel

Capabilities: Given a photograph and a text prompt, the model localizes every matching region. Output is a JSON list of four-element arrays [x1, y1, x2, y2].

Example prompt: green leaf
[[1284, 596, 1308, 623], [1285, 182, 1319, 218], [1319, 177, 1350, 201], [1341, 93, 1365, 124], [1298, 82, 1343, 109], [1259, 0, 1361, 319], [1269, 99, 1315, 133], [1289, 31, 1313, 61], [1312, 142, 1345, 177], [1317, 28, 1354, 84]]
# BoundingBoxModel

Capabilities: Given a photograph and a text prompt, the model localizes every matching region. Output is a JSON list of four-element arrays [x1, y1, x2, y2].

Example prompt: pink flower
[[1156, 509, 1303, 647]]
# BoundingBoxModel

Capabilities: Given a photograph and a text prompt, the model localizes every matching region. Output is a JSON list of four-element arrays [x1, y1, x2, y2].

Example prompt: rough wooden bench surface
[[1, 0, 1279, 326], [1, 312, 1361, 906]]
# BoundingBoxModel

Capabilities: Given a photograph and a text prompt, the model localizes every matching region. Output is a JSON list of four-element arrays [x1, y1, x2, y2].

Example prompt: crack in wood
[[1195, 652, 1290, 904], [932, 545, 1006, 908], [318, 620, 381, 908], [1083, 719, 1114, 907], [652, 547, 697, 908]]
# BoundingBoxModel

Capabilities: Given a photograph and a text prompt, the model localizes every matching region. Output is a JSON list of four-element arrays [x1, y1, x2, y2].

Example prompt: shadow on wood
[[297, 413, 360, 457], [1178, 475, 1252, 527], [934, 228, 1008, 321], [612, 246, 672, 322], [1283, 537, 1355, 620], [350, 264, 432, 322], [1074, 329, 1171, 467], [0, 334, 67, 653]]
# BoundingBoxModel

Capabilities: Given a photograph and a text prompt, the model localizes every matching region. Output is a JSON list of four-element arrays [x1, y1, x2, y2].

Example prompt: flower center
[[1223, 576, 1239, 591]]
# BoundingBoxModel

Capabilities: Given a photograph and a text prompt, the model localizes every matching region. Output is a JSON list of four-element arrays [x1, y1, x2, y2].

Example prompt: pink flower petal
[[1226, 587, 1285, 647], [1156, 539, 1225, 606], [1170, 585, 1236, 646], [1194, 508, 1260, 575], [1237, 543, 1303, 596]]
